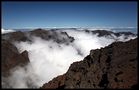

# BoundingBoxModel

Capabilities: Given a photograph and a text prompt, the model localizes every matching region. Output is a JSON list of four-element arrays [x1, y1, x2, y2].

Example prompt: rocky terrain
[[41, 38, 138, 89]]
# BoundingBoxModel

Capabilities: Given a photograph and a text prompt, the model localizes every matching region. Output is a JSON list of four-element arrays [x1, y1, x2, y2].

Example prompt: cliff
[[41, 38, 138, 89], [2, 39, 30, 77]]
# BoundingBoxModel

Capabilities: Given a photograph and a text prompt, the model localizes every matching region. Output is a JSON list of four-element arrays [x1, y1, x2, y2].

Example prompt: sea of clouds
[[1, 28, 137, 88], [1, 28, 15, 34]]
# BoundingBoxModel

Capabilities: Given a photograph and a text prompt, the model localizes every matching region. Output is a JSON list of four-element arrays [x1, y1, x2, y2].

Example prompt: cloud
[[3, 29, 137, 88], [1, 28, 15, 34], [13, 36, 83, 88], [2, 64, 40, 88]]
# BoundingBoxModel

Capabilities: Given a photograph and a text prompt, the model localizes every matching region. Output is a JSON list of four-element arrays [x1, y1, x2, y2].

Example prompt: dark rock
[[115, 32, 135, 37], [92, 30, 114, 36], [2, 39, 30, 77], [29, 29, 75, 44], [2, 29, 75, 45], [41, 38, 137, 89], [90, 30, 136, 37], [2, 31, 30, 42], [2, 29, 137, 88], [41, 74, 65, 89]]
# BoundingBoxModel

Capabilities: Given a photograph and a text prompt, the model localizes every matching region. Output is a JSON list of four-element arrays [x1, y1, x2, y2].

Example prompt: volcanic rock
[[41, 38, 138, 89], [41, 74, 66, 89], [2, 39, 30, 77]]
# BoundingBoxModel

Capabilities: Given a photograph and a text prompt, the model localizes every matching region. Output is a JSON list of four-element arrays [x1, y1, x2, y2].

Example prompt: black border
[[1, 0, 138, 89]]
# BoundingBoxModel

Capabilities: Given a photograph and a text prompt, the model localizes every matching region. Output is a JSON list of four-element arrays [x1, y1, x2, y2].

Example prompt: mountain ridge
[[1, 29, 137, 88], [41, 38, 137, 89]]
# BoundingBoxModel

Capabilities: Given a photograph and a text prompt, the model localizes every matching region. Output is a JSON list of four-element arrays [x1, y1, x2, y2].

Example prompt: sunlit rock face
[[1, 28, 137, 88], [41, 38, 137, 89]]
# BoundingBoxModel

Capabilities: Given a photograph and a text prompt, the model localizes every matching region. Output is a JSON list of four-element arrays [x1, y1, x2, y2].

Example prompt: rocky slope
[[41, 38, 138, 89], [2, 39, 30, 88], [2, 39, 30, 76]]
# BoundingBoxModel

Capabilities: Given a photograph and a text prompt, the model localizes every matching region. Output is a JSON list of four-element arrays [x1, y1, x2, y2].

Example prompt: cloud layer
[[1, 28, 15, 34]]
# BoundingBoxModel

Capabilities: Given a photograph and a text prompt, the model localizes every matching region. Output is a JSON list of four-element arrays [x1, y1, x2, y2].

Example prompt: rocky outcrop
[[29, 28, 74, 44], [41, 38, 138, 89], [41, 74, 66, 89], [2, 39, 30, 77]]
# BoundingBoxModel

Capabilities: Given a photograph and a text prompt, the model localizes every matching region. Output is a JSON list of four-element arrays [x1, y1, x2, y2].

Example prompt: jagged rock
[[41, 74, 65, 89], [29, 28, 74, 44], [41, 38, 137, 89], [2, 39, 30, 77]]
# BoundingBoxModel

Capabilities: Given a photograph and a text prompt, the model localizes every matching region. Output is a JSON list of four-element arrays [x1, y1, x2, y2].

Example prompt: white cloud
[[14, 36, 83, 87], [1, 28, 15, 34]]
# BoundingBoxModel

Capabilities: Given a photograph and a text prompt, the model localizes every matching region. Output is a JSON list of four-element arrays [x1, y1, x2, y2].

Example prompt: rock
[[84, 30, 136, 37], [91, 30, 114, 36], [2, 39, 30, 77], [2, 29, 137, 88], [41, 74, 65, 89], [41, 38, 137, 89], [2, 31, 30, 42], [29, 28, 75, 44]]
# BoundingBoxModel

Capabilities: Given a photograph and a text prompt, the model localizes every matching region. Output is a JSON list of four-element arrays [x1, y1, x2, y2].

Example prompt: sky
[[2, 1, 137, 29]]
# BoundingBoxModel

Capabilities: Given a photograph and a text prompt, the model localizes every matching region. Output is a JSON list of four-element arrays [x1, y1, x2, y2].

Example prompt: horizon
[[2, 26, 137, 34], [2, 26, 137, 29]]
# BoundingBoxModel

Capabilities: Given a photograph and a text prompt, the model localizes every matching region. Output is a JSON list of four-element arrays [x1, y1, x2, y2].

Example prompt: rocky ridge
[[41, 38, 138, 89]]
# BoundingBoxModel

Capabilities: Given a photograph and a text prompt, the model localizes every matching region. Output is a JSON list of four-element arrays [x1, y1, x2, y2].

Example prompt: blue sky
[[2, 2, 137, 29]]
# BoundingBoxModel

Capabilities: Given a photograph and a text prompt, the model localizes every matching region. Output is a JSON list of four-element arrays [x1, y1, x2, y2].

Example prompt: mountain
[[2, 28, 74, 44], [41, 38, 137, 89], [84, 30, 135, 37], [2, 29, 136, 43], [1, 29, 137, 88]]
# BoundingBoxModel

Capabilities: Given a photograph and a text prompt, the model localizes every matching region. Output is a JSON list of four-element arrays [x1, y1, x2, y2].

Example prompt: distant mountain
[[2, 28, 136, 42], [84, 30, 136, 37]]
